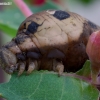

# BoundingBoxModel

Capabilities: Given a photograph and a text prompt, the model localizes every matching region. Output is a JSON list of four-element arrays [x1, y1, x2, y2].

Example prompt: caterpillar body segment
[[0, 10, 100, 75]]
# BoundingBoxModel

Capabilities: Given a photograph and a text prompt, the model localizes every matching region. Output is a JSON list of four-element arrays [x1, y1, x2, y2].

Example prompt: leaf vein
[[29, 73, 43, 98]]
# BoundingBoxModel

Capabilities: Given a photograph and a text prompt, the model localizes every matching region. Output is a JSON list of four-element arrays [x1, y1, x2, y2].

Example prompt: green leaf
[[0, 71, 99, 100], [70, 0, 94, 4], [79, 0, 94, 4], [0, 9, 25, 37], [76, 60, 91, 78], [0, 23, 17, 37]]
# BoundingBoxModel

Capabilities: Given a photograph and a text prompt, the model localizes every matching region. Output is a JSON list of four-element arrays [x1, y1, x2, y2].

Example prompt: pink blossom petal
[[14, 0, 33, 17]]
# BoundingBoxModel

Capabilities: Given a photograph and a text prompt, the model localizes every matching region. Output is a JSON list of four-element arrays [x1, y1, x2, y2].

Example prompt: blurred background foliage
[[0, 0, 100, 83]]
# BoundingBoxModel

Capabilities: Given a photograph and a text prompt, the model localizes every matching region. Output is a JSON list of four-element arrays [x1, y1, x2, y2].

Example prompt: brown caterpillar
[[0, 10, 100, 76]]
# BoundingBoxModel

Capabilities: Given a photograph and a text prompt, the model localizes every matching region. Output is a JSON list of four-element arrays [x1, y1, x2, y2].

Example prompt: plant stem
[[13, 0, 33, 17]]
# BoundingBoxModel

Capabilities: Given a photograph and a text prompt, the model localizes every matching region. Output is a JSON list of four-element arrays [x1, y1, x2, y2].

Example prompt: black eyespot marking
[[88, 21, 97, 29], [25, 30, 30, 35], [16, 53, 26, 61], [26, 21, 40, 35], [53, 10, 70, 20], [15, 34, 29, 44]]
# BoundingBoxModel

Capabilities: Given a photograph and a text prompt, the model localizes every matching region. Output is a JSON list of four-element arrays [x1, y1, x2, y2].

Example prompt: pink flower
[[86, 30, 100, 84], [86, 31, 100, 63]]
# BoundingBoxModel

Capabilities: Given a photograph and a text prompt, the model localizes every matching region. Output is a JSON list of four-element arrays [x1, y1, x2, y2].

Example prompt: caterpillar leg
[[18, 62, 26, 76], [5, 67, 14, 74], [53, 59, 64, 76], [27, 59, 38, 74]]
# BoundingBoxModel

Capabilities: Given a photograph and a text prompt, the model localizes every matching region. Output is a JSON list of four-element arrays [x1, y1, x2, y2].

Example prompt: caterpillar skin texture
[[0, 10, 100, 75]]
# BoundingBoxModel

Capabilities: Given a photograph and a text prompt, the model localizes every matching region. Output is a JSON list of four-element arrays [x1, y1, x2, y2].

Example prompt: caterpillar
[[0, 10, 100, 76]]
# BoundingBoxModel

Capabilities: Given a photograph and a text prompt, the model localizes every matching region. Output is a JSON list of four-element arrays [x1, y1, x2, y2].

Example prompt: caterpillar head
[[0, 47, 17, 74]]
